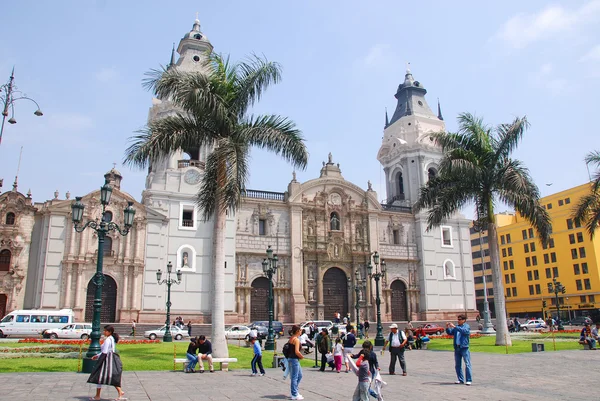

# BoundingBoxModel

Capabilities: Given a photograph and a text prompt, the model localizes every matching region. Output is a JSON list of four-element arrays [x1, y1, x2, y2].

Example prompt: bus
[[0, 309, 75, 337]]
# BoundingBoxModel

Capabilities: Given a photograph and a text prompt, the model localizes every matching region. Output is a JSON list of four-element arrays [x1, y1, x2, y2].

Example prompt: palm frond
[[493, 116, 529, 162], [232, 54, 282, 118], [572, 190, 600, 238]]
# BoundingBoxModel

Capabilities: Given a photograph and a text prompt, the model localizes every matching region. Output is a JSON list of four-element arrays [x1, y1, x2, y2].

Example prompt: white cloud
[[363, 44, 391, 67], [579, 44, 600, 62], [493, 1, 600, 49], [95, 67, 119, 83]]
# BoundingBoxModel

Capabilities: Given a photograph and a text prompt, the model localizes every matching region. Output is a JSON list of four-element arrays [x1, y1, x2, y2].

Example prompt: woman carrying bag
[[87, 325, 125, 401]]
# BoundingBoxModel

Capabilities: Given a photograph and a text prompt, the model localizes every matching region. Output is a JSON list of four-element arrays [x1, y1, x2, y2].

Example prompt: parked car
[[225, 325, 251, 340], [568, 316, 593, 326], [43, 323, 92, 339], [415, 324, 445, 335], [144, 325, 188, 340], [300, 320, 333, 335], [520, 319, 548, 331], [249, 321, 284, 338]]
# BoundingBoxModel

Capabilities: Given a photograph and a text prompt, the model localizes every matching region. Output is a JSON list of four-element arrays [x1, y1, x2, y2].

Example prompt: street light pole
[[262, 245, 279, 351], [156, 261, 182, 342], [548, 277, 566, 331], [475, 224, 495, 334], [71, 181, 135, 373], [368, 251, 386, 346], [354, 270, 366, 338], [0, 67, 43, 147]]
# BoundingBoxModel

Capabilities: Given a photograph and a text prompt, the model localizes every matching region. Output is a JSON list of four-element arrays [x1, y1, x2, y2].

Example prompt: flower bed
[[18, 338, 160, 345], [435, 333, 483, 340]]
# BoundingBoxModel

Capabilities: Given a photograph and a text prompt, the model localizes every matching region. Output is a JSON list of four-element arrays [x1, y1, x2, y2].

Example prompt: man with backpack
[[382, 323, 408, 376], [317, 328, 332, 372]]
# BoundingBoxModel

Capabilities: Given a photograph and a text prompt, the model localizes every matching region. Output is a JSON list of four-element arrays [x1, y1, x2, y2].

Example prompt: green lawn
[[426, 333, 582, 354]]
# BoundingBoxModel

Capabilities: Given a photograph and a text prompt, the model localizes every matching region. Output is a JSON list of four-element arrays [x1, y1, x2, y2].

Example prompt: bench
[[174, 357, 238, 372], [422, 342, 428, 350], [579, 341, 593, 350]]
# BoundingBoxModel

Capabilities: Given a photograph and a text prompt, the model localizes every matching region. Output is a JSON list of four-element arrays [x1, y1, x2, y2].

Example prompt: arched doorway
[[85, 275, 117, 323], [390, 280, 408, 321], [0, 294, 7, 318], [251, 277, 270, 322], [323, 267, 348, 321]]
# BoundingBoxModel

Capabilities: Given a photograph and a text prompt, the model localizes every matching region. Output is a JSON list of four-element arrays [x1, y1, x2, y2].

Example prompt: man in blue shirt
[[446, 314, 472, 385]]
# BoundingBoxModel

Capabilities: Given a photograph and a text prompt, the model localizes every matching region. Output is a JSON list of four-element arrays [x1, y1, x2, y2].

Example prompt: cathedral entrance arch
[[250, 277, 270, 322], [390, 280, 408, 321], [323, 267, 348, 321], [85, 275, 117, 323]]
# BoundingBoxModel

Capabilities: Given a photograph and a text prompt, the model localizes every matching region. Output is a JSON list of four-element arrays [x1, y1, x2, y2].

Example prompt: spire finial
[[406, 62, 411, 74], [385, 108, 389, 127], [196, 11, 199, 21], [437, 98, 444, 121], [167, 43, 176, 69], [112, 162, 117, 169]]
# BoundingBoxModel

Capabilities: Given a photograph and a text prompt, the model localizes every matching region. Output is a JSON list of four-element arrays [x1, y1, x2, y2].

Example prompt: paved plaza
[[0, 347, 596, 401]]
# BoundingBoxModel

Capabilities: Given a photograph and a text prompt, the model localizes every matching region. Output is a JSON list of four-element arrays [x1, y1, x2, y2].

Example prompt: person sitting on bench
[[580, 323, 597, 350], [197, 335, 215, 372]]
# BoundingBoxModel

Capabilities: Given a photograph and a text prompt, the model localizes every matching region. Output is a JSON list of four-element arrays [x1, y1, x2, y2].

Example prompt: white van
[[0, 309, 75, 337]]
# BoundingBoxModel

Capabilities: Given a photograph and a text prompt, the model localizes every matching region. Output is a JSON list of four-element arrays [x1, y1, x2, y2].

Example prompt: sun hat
[[389, 323, 398, 329]]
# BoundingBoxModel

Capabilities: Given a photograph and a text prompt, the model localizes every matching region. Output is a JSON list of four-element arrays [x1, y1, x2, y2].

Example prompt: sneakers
[[455, 381, 463, 384], [465, 382, 472, 386], [251, 373, 257, 376], [260, 373, 265, 376], [291, 395, 304, 400]]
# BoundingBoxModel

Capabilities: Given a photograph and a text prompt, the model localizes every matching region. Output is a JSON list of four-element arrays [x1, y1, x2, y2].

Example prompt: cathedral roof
[[388, 67, 439, 126], [176, 17, 213, 55]]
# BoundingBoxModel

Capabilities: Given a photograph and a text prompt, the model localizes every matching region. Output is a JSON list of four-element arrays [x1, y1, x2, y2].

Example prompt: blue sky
[[1, 1, 599, 216]]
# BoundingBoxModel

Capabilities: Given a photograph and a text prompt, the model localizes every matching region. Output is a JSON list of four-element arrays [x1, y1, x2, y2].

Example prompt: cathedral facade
[[0, 18, 476, 324]]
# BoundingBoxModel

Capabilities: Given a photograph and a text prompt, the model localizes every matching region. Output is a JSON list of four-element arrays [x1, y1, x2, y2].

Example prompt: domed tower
[[104, 167, 122, 190]]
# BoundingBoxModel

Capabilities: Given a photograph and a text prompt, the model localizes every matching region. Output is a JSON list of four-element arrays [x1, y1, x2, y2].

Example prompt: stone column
[[122, 266, 129, 310], [74, 265, 83, 309], [63, 264, 73, 308], [68, 222, 77, 258], [289, 206, 306, 322], [131, 267, 141, 310]]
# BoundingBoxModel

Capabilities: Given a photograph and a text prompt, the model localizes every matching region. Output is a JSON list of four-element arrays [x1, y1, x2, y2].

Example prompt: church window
[[103, 211, 113, 223], [259, 219, 266, 236], [441, 226, 453, 247], [193, 55, 200, 62], [5, 212, 15, 225], [397, 172, 405, 200], [179, 203, 197, 230], [428, 168, 437, 181], [0, 249, 10, 271], [330, 212, 340, 231], [393, 230, 400, 245], [418, 100, 423, 106], [443, 259, 455, 279], [103, 237, 113, 257]]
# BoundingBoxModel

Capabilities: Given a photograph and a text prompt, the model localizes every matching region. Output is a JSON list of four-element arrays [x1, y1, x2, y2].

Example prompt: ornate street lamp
[[262, 245, 279, 350], [548, 278, 566, 330], [354, 270, 366, 338], [71, 180, 135, 373], [0, 67, 43, 147], [367, 251, 386, 346], [473, 222, 495, 334], [156, 261, 182, 342]]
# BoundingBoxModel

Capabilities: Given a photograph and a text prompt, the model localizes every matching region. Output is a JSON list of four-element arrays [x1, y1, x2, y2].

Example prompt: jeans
[[454, 347, 472, 383], [288, 358, 303, 397], [389, 347, 406, 373], [352, 382, 370, 401], [186, 352, 198, 370], [251, 354, 265, 374]]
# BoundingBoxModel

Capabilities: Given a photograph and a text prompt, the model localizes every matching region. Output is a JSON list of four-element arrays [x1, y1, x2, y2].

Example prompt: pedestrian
[[476, 314, 481, 323], [350, 349, 370, 401], [333, 337, 344, 373], [130, 319, 136, 337], [343, 326, 357, 373], [196, 335, 214, 373], [318, 328, 332, 372], [407, 320, 413, 330], [343, 315, 348, 325], [187, 320, 192, 337], [87, 325, 125, 400], [363, 320, 370, 339], [185, 337, 199, 373], [250, 337, 266, 376], [446, 314, 472, 385], [382, 323, 407, 376], [287, 325, 304, 400]]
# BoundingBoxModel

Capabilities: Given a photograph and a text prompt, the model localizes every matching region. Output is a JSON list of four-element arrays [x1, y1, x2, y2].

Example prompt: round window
[[418, 101, 423, 106], [193, 55, 200, 62]]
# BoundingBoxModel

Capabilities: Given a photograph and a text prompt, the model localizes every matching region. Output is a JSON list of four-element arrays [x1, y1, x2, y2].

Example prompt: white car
[[144, 325, 188, 340], [225, 325, 251, 340], [43, 323, 92, 339], [520, 319, 548, 331]]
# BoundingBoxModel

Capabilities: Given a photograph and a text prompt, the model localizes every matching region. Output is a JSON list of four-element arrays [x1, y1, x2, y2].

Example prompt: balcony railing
[[182, 219, 194, 227], [178, 159, 205, 169], [242, 189, 285, 201], [381, 203, 412, 213]]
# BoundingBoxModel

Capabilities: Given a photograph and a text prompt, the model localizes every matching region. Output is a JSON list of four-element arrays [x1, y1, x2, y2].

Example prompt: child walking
[[333, 337, 344, 373], [250, 337, 265, 376], [351, 350, 371, 401]]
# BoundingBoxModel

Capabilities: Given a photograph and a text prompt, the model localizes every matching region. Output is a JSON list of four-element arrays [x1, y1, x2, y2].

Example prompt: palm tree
[[414, 113, 551, 346], [124, 54, 308, 357], [573, 150, 600, 238]]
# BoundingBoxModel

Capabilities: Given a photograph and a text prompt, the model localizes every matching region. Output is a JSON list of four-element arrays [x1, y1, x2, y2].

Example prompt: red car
[[414, 324, 445, 336]]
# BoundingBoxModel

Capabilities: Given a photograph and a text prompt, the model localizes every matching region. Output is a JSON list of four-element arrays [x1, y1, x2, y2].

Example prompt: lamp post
[[474, 223, 495, 334], [262, 245, 279, 351], [367, 251, 386, 346], [71, 180, 135, 373], [0, 67, 43, 147], [354, 270, 366, 338], [156, 261, 182, 342], [548, 278, 566, 330]]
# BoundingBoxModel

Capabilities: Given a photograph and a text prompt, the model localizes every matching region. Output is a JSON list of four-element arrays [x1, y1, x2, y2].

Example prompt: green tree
[[124, 54, 308, 357], [573, 150, 600, 238], [414, 113, 551, 346]]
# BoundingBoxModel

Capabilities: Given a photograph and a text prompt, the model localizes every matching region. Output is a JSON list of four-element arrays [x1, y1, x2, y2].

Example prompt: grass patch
[[426, 333, 582, 354]]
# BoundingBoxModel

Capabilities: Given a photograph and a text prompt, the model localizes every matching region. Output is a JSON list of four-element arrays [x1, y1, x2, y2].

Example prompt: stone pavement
[[0, 348, 596, 401]]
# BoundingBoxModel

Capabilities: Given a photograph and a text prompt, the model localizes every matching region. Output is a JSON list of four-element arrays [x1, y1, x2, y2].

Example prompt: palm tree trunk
[[487, 221, 512, 346], [211, 207, 229, 357]]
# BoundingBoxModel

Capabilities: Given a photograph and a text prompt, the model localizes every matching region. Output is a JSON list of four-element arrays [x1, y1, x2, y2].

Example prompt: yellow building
[[495, 183, 600, 320]]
